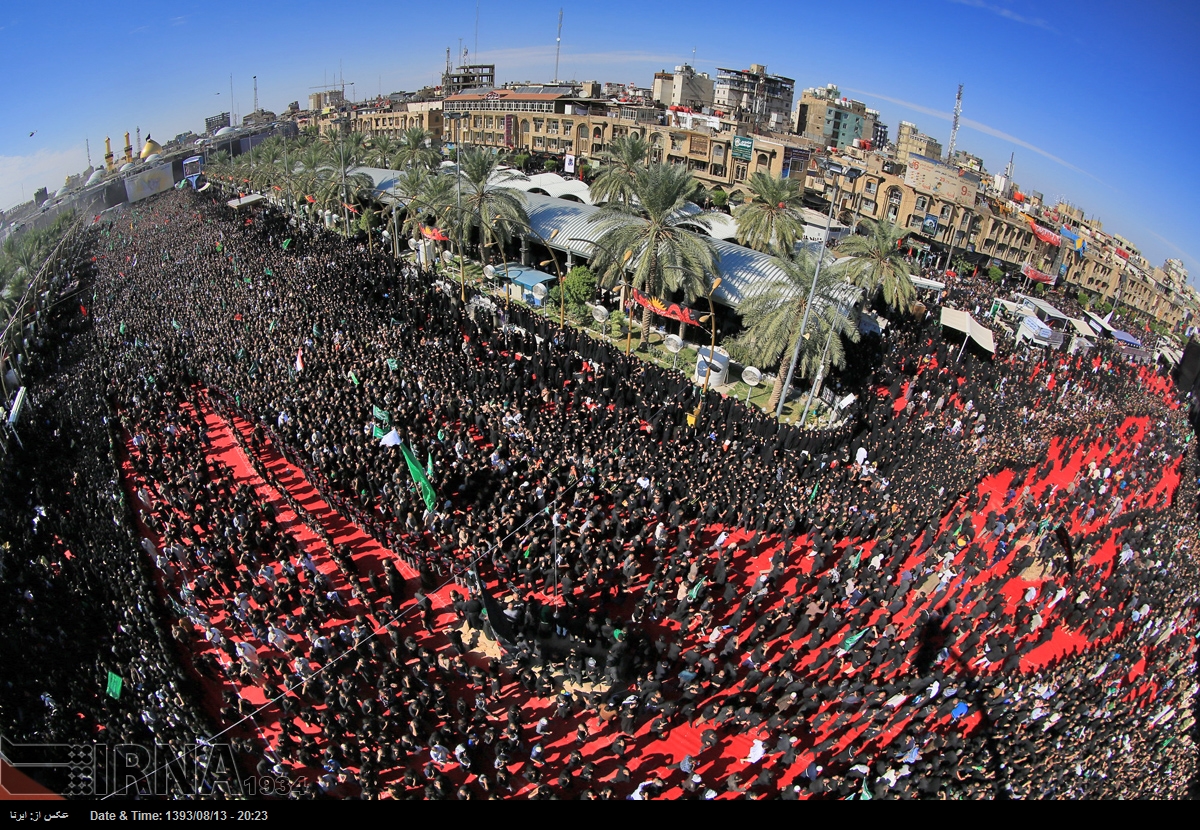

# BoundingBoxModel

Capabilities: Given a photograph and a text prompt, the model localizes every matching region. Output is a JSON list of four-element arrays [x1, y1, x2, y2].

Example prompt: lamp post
[[445, 112, 467, 301], [568, 237, 634, 355], [536, 228, 566, 328], [776, 161, 862, 419], [699, 277, 723, 393], [799, 299, 849, 426]]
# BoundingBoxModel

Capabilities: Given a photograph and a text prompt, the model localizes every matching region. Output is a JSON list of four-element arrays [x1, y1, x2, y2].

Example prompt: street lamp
[[536, 228, 566, 328], [776, 160, 862, 419], [445, 112, 467, 300], [568, 237, 634, 355], [699, 277, 723, 393]]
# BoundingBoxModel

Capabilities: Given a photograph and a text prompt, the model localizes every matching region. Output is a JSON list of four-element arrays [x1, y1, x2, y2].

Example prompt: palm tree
[[393, 166, 455, 254], [321, 133, 372, 234], [588, 134, 649, 207], [734, 171, 806, 254], [454, 146, 529, 268], [393, 126, 441, 171], [588, 163, 719, 349], [726, 250, 858, 413], [837, 218, 916, 313], [366, 135, 398, 169]]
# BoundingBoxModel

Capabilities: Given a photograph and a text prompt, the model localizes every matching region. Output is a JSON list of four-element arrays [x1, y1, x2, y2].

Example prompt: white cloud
[[946, 0, 1055, 32], [842, 86, 1100, 181], [0, 146, 89, 211]]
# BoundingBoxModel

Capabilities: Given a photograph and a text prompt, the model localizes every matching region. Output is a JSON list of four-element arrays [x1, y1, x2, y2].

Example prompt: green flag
[[105, 672, 122, 700], [119, 322, 126, 335], [372, 425, 386, 439], [401, 443, 438, 512], [282, 238, 292, 250], [264, 267, 273, 276], [386, 358, 398, 372], [269, 319, 277, 332], [426, 453, 434, 477], [373, 406, 389, 424], [172, 320, 181, 330], [348, 371, 359, 386], [809, 481, 820, 503]]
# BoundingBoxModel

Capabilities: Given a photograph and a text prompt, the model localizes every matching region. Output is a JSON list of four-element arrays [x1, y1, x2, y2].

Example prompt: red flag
[[421, 226, 449, 241], [79, 304, 87, 317], [342, 203, 359, 214], [305, 195, 316, 203]]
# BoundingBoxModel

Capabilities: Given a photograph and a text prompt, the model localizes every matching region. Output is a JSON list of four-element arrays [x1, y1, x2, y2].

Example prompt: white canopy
[[940, 307, 996, 354], [226, 194, 266, 210]]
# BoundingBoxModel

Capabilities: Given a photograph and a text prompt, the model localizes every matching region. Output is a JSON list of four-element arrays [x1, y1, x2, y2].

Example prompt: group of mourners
[[0, 186, 1195, 799]]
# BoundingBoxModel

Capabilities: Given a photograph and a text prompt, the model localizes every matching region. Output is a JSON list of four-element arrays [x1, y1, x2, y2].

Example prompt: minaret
[[104, 137, 114, 170], [123, 132, 133, 163]]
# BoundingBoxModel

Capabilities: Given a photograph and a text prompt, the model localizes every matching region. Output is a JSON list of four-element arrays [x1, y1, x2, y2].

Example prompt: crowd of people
[[1, 187, 1196, 799]]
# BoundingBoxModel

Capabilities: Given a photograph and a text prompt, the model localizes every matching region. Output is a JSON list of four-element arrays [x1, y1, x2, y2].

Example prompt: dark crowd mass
[[0, 188, 1196, 800]]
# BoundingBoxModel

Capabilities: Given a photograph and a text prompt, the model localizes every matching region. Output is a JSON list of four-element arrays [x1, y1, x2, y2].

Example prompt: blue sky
[[3, 1, 1198, 279]]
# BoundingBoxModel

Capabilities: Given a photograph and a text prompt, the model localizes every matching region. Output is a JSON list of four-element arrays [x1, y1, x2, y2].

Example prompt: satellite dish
[[408, 238, 418, 251], [741, 366, 762, 387], [441, 250, 453, 264], [531, 283, 549, 300], [591, 305, 610, 323], [484, 264, 496, 278], [664, 334, 684, 354]]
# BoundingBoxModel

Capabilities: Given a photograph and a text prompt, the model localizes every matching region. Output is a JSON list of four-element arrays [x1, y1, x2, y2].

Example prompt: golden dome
[[140, 136, 163, 159]]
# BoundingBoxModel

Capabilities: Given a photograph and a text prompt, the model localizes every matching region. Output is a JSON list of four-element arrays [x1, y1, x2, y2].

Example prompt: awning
[[226, 194, 265, 210], [911, 275, 946, 291], [1112, 330, 1142, 348], [1066, 316, 1096, 338], [940, 306, 996, 353], [502, 263, 557, 289]]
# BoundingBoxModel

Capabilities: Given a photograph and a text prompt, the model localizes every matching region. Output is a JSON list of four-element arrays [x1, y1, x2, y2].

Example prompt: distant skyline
[[3, 1, 1197, 281]]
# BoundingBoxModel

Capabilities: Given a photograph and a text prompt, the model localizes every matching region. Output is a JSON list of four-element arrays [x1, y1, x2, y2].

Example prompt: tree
[[733, 171, 806, 254], [726, 250, 859, 413], [367, 135, 399, 169], [587, 163, 719, 350], [988, 266, 1004, 283], [836, 218, 916, 313], [454, 146, 530, 268], [543, 158, 559, 172], [549, 265, 597, 318], [710, 188, 729, 210], [513, 153, 531, 171], [393, 126, 441, 171], [589, 134, 649, 207]]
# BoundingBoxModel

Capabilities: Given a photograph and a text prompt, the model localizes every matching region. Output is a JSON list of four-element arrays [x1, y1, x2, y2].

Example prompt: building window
[[887, 204, 898, 222], [734, 162, 748, 181], [548, 120, 559, 135], [562, 120, 573, 134], [485, 116, 494, 129], [862, 198, 876, 214], [915, 196, 928, 211], [533, 136, 545, 149], [473, 116, 483, 129], [864, 180, 877, 195], [534, 119, 544, 133], [521, 119, 530, 134]]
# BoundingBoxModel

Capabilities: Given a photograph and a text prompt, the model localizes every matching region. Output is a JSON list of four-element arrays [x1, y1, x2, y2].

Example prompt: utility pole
[[947, 83, 963, 162], [554, 8, 563, 84]]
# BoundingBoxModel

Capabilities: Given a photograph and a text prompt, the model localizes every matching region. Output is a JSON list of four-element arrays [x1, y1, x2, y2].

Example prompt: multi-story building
[[895, 121, 943, 165], [442, 64, 495, 97], [652, 64, 715, 111], [713, 64, 794, 133], [793, 85, 878, 151], [349, 99, 444, 141], [873, 121, 889, 149], [308, 90, 345, 113]]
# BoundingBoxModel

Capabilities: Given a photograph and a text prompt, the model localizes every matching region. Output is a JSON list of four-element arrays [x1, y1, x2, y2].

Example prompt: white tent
[[940, 307, 996, 354]]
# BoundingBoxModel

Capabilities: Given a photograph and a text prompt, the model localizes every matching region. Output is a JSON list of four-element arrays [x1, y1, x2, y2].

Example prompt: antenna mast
[[554, 8, 563, 83], [947, 83, 963, 161]]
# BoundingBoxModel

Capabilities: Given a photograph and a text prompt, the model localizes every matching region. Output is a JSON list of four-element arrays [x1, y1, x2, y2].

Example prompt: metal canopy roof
[[520, 191, 788, 307]]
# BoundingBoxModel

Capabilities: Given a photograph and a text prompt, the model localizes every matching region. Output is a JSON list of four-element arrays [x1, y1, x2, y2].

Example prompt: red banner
[[630, 288, 704, 326], [1025, 216, 1061, 246], [421, 226, 449, 241], [1021, 263, 1054, 284]]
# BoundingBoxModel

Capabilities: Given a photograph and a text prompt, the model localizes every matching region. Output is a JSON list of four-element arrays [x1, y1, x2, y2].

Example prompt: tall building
[[204, 112, 231, 135], [895, 121, 943, 165], [652, 64, 715, 111], [308, 90, 345, 112], [442, 64, 496, 97], [873, 121, 889, 149], [713, 64, 794, 133], [793, 85, 877, 150]]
